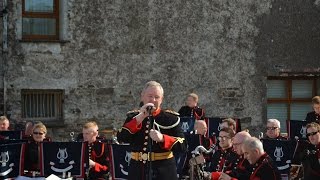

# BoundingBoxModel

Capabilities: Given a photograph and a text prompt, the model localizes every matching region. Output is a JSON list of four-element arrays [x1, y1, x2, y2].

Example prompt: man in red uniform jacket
[[242, 137, 281, 180], [117, 81, 186, 180], [83, 121, 109, 180]]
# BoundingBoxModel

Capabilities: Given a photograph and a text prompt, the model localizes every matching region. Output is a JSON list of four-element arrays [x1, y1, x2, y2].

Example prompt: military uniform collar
[[254, 153, 268, 167], [152, 108, 161, 116]]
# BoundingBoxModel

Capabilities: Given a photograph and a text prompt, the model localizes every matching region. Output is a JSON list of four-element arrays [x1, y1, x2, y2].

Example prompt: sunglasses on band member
[[33, 132, 44, 135], [266, 127, 278, 130], [306, 131, 319, 137]]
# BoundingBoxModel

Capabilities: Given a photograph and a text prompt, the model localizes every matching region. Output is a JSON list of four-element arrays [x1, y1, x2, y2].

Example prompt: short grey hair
[[243, 137, 264, 153], [267, 119, 280, 129], [142, 81, 164, 96]]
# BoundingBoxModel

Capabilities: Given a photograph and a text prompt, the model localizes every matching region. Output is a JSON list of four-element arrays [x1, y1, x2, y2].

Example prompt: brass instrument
[[189, 144, 216, 180]]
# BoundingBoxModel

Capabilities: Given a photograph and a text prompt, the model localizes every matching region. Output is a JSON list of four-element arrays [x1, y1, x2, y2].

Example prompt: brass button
[[141, 153, 148, 161]]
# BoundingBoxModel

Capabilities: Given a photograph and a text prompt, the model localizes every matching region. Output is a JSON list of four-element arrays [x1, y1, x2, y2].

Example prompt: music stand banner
[[0, 131, 23, 140], [287, 120, 308, 140], [179, 117, 196, 134], [110, 144, 131, 180], [41, 142, 88, 178], [0, 143, 25, 179], [262, 139, 296, 174]]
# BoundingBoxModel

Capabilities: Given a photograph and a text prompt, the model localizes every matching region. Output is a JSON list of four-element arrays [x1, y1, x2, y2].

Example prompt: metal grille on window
[[22, 90, 63, 121]]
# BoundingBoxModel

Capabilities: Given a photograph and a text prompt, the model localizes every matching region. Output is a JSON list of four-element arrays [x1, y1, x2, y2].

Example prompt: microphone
[[146, 106, 153, 114]]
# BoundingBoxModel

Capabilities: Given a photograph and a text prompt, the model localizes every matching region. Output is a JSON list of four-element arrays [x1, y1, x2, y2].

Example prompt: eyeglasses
[[218, 136, 231, 141], [33, 132, 44, 135], [266, 127, 278, 131], [306, 131, 319, 137]]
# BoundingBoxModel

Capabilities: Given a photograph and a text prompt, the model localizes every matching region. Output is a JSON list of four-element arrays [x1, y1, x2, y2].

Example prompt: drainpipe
[[2, 0, 8, 115]]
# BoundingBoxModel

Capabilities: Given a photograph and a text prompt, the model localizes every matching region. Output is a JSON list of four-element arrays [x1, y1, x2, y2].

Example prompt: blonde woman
[[24, 122, 49, 175]]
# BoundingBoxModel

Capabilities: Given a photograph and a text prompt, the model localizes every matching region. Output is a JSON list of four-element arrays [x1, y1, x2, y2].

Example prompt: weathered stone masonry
[[1, 0, 320, 139]]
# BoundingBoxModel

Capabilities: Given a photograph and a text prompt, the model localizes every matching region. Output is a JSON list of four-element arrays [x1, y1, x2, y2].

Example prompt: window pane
[[292, 80, 313, 98], [23, 18, 56, 35], [267, 103, 288, 132], [290, 103, 312, 121], [267, 80, 287, 98], [25, 0, 54, 12]]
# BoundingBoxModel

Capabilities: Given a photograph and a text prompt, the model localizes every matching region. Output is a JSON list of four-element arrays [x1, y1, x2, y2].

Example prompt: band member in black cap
[[117, 81, 186, 180]]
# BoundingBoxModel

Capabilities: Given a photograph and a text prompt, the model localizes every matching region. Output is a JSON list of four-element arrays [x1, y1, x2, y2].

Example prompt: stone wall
[[1, 0, 320, 139]]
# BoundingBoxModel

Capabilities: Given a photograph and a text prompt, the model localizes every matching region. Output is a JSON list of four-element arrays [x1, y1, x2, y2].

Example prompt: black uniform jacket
[[228, 155, 251, 180], [299, 142, 320, 180], [117, 108, 186, 180], [178, 106, 205, 120], [207, 147, 239, 172], [88, 141, 110, 180], [305, 111, 320, 124], [249, 153, 281, 180]]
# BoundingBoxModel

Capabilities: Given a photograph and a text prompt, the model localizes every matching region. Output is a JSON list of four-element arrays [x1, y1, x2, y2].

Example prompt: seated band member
[[82, 121, 110, 180], [24, 122, 49, 174], [242, 137, 281, 180], [117, 81, 186, 180], [220, 118, 237, 133], [305, 96, 320, 124], [0, 116, 10, 131], [178, 93, 205, 120], [216, 131, 251, 180], [207, 127, 238, 173], [298, 122, 320, 179], [265, 119, 286, 139], [180, 120, 212, 178]]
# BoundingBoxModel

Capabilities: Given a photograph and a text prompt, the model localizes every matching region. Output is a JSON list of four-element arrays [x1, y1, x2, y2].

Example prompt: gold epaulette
[[126, 109, 140, 115], [164, 109, 180, 116]]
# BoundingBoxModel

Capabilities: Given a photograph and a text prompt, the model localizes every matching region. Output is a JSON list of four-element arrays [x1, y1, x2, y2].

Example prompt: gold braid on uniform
[[169, 136, 185, 150], [154, 117, 180, 129]]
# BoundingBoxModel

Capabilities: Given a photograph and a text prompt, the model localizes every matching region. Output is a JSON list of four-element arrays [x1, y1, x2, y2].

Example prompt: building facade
[[1, 0, 320, 139]]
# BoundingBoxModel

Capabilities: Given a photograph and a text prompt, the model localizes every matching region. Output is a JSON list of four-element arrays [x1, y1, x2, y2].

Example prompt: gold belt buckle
[[140, 152, 149, 161]]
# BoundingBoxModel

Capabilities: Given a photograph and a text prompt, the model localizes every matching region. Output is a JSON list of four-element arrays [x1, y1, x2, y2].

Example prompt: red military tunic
[[117, 108, 186, 180]]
